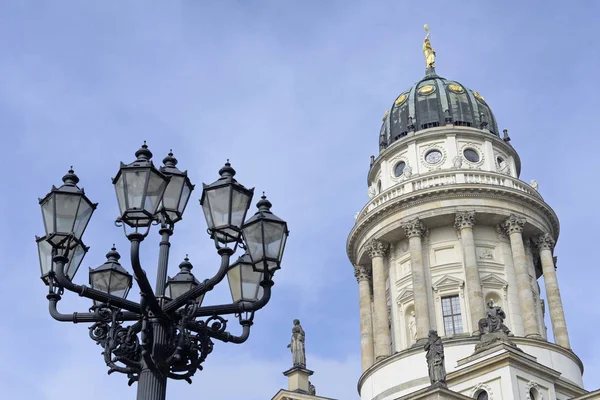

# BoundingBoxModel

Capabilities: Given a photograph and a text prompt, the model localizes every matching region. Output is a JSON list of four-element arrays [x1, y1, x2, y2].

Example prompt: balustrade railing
[[358, 169, 541, 221]]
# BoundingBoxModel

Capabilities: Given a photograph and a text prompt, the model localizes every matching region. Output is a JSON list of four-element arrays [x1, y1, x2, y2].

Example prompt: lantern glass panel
[[114, 174, 127, 215], [231, 188, 251, 229], [207, 186, 232, 228], [41, 196, 54, 235], [144, 169, 168, 214], [227, 266, 242, 303], [166, 282, 193, 300], [241, 264, 261, 302], [124, 170, 148, 210], [264, 222, 286, 260], [91, 270, 111, 293], [55, 193, 79, 233], [162, 175, 184, 213], [37, 238, 53, 280], [73, 199, 93, 238], [110, 272, 131, 299], [65, 243, 86, 280], [179, 180, 192, 214], [243, 223, 264, 261]]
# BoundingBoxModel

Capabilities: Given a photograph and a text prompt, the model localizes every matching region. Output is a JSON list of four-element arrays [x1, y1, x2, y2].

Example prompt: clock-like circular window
[[394, 161, 406, 177], [463, 148, 480, 163], [425, 150, 443, 164]]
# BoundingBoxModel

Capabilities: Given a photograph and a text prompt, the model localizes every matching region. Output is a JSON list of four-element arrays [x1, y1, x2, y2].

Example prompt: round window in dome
[[394, 161, 406, 177], [425, 150, 442, 164], [463, 148, 480, 163]]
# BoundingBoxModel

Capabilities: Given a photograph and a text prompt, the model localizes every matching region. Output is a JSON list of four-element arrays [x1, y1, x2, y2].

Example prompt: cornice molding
[[347, 187, 559, 265]]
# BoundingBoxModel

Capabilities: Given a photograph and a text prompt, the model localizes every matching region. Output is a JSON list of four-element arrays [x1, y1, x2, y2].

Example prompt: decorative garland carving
[[503, 214, 526, 234], [459, 142, 485, 168], [455, 211, 476, 230], [389, 155, 411, 183], [364, 238, 389, 258], [420, 143, 447, 171], [536, 233, 555, 251], [401, 218, 426, 238], [354, 265, 371, 283], [471, 383, 494, 400], [525, 381, 543, 400]]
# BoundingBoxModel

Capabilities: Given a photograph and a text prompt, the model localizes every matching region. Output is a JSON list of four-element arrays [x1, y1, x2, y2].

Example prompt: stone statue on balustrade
[[475, 301, 517, 353], [287, 319, 306, 368], [424, 330, 447, 388]]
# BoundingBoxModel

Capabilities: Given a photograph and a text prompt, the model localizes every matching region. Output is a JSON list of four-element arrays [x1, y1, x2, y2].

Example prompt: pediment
[[432, 274, 464, 292], [396, 287, 414, 305], [480, 273, 508, 288]]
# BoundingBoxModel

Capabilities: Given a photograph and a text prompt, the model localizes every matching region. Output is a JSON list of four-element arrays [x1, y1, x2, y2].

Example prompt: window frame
[[441, 295, 464, 336]]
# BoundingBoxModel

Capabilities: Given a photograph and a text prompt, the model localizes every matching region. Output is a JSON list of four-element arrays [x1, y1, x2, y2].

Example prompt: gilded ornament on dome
[[382, 109, 389, 121], [473, 91, 485, 102], [395, 94, 407, 106], [418, 85, 435, 95], [447, 83, 464, 93]]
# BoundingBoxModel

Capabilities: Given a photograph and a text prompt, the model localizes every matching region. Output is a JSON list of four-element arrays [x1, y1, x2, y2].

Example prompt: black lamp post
[[37, 143, 288, 400]]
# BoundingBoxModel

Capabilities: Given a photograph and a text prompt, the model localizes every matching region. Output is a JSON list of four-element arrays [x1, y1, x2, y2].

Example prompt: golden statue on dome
[[423, 24, 436, 68]]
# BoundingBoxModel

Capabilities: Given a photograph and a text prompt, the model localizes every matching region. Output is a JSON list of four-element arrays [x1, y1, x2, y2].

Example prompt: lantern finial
[[135, 141, 153, 161], [218, 160, 236, 178], [62, 167, 80, 186]]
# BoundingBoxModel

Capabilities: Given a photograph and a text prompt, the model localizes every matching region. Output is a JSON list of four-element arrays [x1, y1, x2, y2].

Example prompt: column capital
[[504, 214, 526, 234], [401, 218, 426, 238], [537, 233, 556, 251], [354, 265, 371, 283], [455, 211, 476, 230], [365, 238, 389, 258]]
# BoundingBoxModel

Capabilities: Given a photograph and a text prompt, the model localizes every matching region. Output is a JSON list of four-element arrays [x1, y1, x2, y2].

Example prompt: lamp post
[[37, 143, 289, 400]]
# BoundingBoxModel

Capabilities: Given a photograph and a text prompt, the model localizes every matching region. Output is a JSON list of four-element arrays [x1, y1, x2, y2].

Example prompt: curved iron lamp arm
[[193, 280, 273, 318], [53, 256, 142, 313], [163, 247, 234, 313], [128, 234, 164, 318], [47, 294, 140, 323], [207, 320, 252, 344]]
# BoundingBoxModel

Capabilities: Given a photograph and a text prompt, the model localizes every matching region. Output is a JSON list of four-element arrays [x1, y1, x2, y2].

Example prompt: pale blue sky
[[1, 1, 599, 399]]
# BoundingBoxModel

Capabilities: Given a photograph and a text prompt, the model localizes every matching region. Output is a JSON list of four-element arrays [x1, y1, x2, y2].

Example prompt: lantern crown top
[[257, 193, 273, 213], [179, 255, 193, 273], [218, 160, 236, 179], [105, 245, 121, 263], [135, 141, 153, 161], [62, 167, 80, 186], [162, 150, 178, 168]]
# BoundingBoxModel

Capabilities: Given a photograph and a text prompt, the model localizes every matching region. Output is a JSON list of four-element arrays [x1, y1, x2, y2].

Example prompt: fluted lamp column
[[504, 214, 540, 338], [401, 218, 430, 343], [364, 239, 391, 360], [455, 211, 484, 334], [354, 265, 375, 370], [537, 233, 571, 348]]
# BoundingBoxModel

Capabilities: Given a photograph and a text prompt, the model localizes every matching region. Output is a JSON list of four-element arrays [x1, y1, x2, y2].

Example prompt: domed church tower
[[346, 26, 593, 400]]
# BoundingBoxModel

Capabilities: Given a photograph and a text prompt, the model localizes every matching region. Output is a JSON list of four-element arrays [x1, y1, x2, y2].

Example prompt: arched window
[[377, 180, 382, 194], [529, 388, 538, 400], [476, 391, 489, 400]]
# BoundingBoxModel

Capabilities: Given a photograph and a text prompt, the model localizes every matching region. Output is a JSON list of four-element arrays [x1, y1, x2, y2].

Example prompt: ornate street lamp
[[227, 253, 264, 303], [112, 142, 170, 229], [89, 247, 133, 305], [200, 161, 254, 245], [39, 168, 97, 248], [36, 143, 288, 400], [242, 194, 289, 274]]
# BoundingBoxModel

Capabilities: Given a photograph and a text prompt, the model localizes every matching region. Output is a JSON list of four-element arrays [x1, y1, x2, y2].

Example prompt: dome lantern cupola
[[379, 26, 499, 151]]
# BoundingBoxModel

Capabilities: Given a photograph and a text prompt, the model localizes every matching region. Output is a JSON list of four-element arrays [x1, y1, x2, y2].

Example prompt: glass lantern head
[[89, 246, 133, 305], [36, 235, 89, 286], [112, 142, 170, 228], [200, 161, 254, 244], [39, 168, 97, 248], [165, 257, 203, 305], [158, 151, 194, 224], [241, 195, 288, 273], [226, 253, 265, 304]]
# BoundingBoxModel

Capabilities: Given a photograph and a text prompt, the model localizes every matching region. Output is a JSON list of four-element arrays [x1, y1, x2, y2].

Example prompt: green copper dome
[[379, 68, 499, 150]]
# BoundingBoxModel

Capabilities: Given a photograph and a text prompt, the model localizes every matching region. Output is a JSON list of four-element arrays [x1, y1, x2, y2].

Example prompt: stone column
[[537, 234, 571, 349], [401, 218, 430, 342], [503, 214, 540, 338], [365, 239, 391, 360], [354, 265, 375, 370], [455, 211, 484, 334]]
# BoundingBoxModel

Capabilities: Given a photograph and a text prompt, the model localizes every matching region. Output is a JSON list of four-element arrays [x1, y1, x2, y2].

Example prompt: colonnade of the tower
[[354, 213, 571, 372]]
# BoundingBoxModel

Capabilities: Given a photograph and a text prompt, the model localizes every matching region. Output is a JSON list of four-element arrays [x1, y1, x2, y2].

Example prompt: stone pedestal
[[283, 366, 314, 394]]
